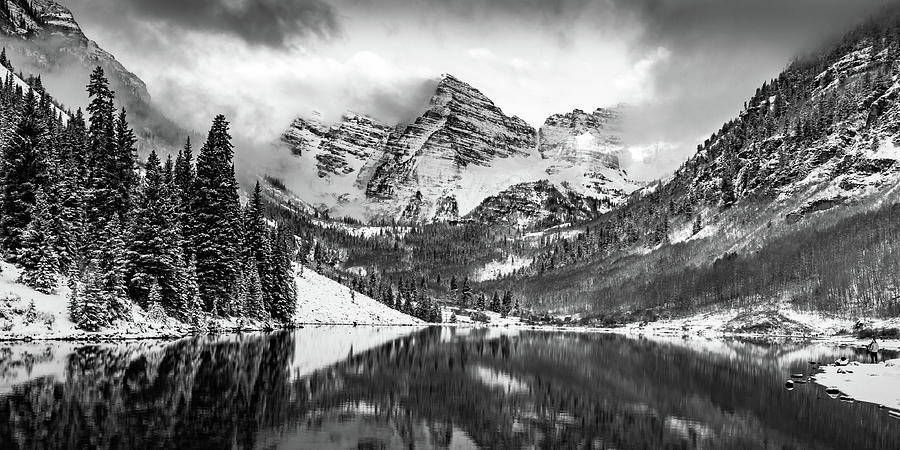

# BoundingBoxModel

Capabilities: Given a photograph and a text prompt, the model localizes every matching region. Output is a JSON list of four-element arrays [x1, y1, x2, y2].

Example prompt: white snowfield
[[292, 265, 423, 325], [814, 359, 900, 409], [0, 260, 420, 341]]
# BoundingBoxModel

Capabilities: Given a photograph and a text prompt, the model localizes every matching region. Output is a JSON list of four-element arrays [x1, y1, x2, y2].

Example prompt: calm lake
[[1, 327, 898, 449]]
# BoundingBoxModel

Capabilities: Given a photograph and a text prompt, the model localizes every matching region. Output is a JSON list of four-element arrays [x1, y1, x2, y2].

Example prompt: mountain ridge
[[280, 73, 640, 225], [0, 0, 185, 151]]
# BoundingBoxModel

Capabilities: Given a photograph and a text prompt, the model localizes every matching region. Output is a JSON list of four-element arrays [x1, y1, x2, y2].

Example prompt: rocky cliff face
[[365, 74, 539, 221], [0, 0, 183, 149], [282, 113, 393, 179], [280, 75, 640, 225], [540, 107, 623, 173], [465, 180, 606, 227]]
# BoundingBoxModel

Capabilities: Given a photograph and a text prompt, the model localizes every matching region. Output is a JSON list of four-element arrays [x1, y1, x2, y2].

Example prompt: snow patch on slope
[[293, 265, 423, 325], [473, 255, 531, 281]]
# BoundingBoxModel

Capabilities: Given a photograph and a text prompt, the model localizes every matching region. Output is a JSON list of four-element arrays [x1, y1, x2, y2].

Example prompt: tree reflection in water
[[1, 328, 898, 449]]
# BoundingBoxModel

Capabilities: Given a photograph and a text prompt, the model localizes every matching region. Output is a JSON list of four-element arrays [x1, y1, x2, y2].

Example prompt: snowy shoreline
[[813, 359, 900, 411], [0, 261, 423, 342]]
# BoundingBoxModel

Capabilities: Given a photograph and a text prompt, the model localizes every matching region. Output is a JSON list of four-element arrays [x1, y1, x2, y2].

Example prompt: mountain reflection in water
[[1, 327, 898, 449]]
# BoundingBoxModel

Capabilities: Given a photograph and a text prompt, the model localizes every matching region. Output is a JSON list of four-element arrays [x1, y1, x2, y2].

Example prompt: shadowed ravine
[[1, 328, 898, 449]]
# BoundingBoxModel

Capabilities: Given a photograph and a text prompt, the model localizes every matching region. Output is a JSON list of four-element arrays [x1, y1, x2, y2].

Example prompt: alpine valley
[[0, 0, 899, 339], [267, 8, 900, 332]]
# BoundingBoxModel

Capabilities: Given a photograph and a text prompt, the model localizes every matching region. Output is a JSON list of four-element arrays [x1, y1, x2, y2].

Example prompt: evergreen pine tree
[[84, 67, 122, 250], [459, 277, 472, 307], [113, 108, 137, 211], [244, 259, 267, 320], [244, 180, 272, 305], [0, 88, 48, 255], [173, 136, 195, 257], [69, 262, 110, 331], [182, 256, 202, 323], [267, 226, 296, 323], [93, 216, 128, 318], [191, 115, 242, 314], [18, 189, 58, 293], [125, 150, 184, 310], [501, 291, 513, 316], [489, 291, 501, 313]]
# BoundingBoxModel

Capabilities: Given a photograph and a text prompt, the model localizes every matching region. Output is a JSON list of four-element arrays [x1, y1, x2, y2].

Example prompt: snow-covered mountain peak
[[279, 76, 639, 225], [540, 106, 625, 172]]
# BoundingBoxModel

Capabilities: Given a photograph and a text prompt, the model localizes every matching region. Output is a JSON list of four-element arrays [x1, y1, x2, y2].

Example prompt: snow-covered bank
[[0, 261, 420, 341], [293, 267, 422, 325], [814, 359, 900, 409], [604, 304, 900, 349]]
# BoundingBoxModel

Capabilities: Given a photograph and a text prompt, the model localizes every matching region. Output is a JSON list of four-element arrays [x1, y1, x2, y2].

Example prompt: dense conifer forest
[[0, 60, 298, 329]]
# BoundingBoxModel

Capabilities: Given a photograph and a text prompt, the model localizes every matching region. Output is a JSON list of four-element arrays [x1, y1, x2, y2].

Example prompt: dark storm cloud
[[610, 0, 896, 51], [74, 0, 341, 48]]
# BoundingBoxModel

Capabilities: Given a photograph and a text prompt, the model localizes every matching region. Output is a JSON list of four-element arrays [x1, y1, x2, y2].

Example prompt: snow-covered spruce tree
[[232, 264, 248, 318], [243, 180, 272, 303], [125, 150, 184, 310], [191, 115, 241, 315], [145, 280, 168, 322], [489, 291, 500, 312], [63, 108, 89, 183], [173, 137, 195, 258], [266, 226, 296, 323], [181, 256, 203, 323], [83, 67, 119, 235], [244, 260, 268, 321], [18, 188, 59, 293], [113, 108, 138, 211], [69, 263, 110, 332], [45, 143, 84, 273], [92, 216, 129, 320], [0, 88, 48, 256], [459, 277, 472, 308], [502, 290, 513, 316]]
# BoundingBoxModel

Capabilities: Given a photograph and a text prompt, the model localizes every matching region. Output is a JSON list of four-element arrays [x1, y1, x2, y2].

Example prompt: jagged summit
[[279, 75, 639, 224], [540, 106, 625, 173]]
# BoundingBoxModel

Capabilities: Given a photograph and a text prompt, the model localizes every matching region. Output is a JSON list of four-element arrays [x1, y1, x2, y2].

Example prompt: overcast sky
[[67, 0, 897, 180]]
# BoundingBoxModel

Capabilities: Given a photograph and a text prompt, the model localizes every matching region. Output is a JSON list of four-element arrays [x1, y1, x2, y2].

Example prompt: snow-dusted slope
[[0, 259, 421, 340], [279, 75, 640, 224], [0, 0, 182, 150], [293, 265, 423, 325], [538, 107, 635, 201], [0, 261, 190, 340], [0, 65, 69, 123]]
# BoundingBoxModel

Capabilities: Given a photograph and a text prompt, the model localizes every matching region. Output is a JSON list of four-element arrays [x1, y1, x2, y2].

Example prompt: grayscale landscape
[[0, 1, 899, 448]]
